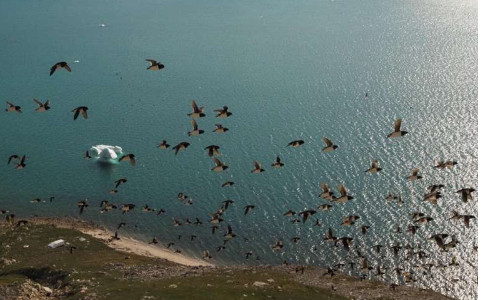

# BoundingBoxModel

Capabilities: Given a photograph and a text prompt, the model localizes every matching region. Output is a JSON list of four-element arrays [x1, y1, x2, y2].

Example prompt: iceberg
[[90, 145, 123, 161]]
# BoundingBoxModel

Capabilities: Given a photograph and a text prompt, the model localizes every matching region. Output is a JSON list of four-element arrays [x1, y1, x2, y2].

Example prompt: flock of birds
[[1, 60, 477, 292]]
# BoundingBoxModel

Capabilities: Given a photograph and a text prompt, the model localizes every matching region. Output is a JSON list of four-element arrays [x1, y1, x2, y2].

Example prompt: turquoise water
[[0, 0, 477, 299]]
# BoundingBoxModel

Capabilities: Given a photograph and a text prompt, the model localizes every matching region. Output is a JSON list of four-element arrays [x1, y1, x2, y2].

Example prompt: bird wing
[[146, 59, 157, 65], [320, 182, 329, 193], [191, 100, 199, 113], [64, 64, 72, 72], [6, 101, 14, 107], [191, 119, 198, 130], [412, 168, 419, 176], [323, 138, 333, 147], [213, 157, 221, 166], [33, 98, 43, 106], [81, 108, 88, 119], [276, 156, 281, 163], [372, 160, 379, 168], [49, 64, 57, 76], [130, 156, 136, 166], [254, 160, 261, 169], [7, 155, 19, 165], [338, 185, 347, 196], [73, 108, 80, 120], [394, 118, 402, 132]]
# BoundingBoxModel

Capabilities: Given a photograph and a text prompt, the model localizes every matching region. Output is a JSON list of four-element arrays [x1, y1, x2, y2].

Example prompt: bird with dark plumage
[[287, 140, 304, 148], [188, 100, 205, 118], [119, 154, 136, 166], [146, 59, 165, 70], [5, 101, 22, 113], [322, 138, 338, 152], [50, 62, 71, 76], [33, 99, 50, 112], [172, 142, 190, 155], [387, 118, 408, 138], [214, 106, 232, 118], [72, 106, 88, 120]]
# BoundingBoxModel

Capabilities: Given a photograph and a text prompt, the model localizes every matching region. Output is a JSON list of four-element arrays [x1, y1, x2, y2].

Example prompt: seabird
[[188, 119, 204, 136], [407, 168, 422, 181], [5, 101, 22, 113], [211, 157, 228, 172], [146, 59, 165, 70], [298, 210, 317, 223], [387, 118, 408, 138], [456, 188, 476, 203], [72, 106, 88, 120], [244, 205, 255, 216], [251, 160, 265, 173], [14, 155, 27, 170], [341, 215, 360, 226], [204, 145, 221, 157], [50, 62, 71, 76], [365, 160, 382, 174], [158, 140, 170, 149], [319, 183, 334, 200], [119, 154, 136, 166], [33, 99, 51, 112], [322, 138, 338, 152], [271, 156, 284, 168], [188, 100, 205, 118], [213, 124, 229, 133], [172, 142, 190, 155], [332, 185, 354, 203], [222, 181, 234, 187], [214, 106, 232, 118], [114, 178, 127, 188], [287, 140, 304, 148]]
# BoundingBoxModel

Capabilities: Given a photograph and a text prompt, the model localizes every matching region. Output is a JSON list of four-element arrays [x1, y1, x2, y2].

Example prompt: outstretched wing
[[33, 98, 43, 106], [191, 100, 199, 113], [323, 137, 333, 147], [394, 118, 402, 132]]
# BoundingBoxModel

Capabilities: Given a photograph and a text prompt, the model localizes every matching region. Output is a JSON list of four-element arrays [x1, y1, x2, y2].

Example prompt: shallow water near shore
[[0, 0, 477, 299]]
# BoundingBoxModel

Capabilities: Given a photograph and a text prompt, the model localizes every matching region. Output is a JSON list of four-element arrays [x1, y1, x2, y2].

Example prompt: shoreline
[[28, 217, 214, 267]]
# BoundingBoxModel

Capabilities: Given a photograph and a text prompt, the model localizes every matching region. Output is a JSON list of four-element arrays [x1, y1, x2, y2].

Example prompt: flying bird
[[211, 158, 228, 172], [387, 118, 408, 138], [188, 119, 204, 136], [188, 100, 205, 118], [407, 168, 422, 181], [114, 178, 127, 188], [158, 140, 170, 149], [14, 155, 27, 170], [50, 62, 71, 76], [33, 99, 51, 112], [119, 154, 136, 166], [72, 106, 88, 120], [365, 160, 382, 174], [244, 205, 255, 216], [214, 106, 232, 118], [322, 138, 338, 152], [298, 210, 317, 223], [271, 156, 284, 168], [204, 145, 221, 157], [213, 124, 229, 133], [172, 142, 190, 155], [5, 101, 22, 113], [146, 59, 165, 70], [287, 140, 304, 148], [251, 161, 265, 173]]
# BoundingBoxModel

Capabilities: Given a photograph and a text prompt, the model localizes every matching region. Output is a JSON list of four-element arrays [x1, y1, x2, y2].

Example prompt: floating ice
[[90, 145, 123, 161]]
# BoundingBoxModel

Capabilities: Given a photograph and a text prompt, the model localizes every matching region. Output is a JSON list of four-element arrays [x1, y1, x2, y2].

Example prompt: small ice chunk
[[90, 145, 123, 160], [48, 239, 65, 249]]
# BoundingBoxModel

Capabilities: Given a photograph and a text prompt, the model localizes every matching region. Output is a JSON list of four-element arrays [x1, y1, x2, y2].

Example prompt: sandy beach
[[29, 217, 214, 267]]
